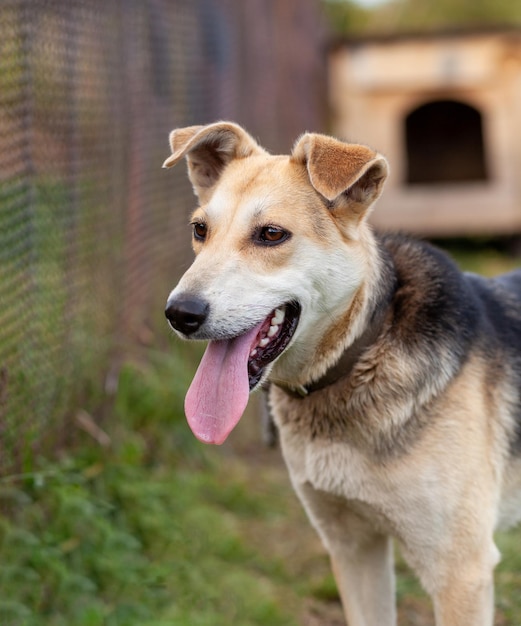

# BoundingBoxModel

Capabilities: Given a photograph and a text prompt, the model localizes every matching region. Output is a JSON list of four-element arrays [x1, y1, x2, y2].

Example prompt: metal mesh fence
[[0, 0, 326, 476]]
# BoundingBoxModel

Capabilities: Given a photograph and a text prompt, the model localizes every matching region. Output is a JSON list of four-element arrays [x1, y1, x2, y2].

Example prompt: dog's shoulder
[[377, 232, 480, 359]]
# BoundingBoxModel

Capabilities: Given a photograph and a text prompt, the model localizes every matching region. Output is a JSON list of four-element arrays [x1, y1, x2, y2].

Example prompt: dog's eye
[[255, 226, 290, 246], [192, 222, 207, 241]]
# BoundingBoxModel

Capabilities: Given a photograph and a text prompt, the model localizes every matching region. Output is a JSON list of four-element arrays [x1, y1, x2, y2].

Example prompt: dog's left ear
[[292, 133, 388, 218]]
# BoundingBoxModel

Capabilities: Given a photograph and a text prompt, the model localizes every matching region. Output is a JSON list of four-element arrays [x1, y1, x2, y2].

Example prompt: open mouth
[[183, 300, 301, 446], [247, 301, 301, 389]]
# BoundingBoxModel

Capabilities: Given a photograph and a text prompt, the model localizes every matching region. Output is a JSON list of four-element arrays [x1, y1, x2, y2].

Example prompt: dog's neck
[[272, 241, 396, 399], [272, 295, 390, 398]]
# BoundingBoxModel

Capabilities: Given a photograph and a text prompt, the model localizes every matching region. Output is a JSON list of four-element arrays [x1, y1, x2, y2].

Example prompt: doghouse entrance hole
[[405, 99, 488, 184]]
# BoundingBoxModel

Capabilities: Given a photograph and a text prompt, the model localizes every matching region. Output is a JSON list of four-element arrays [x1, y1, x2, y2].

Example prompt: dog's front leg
[[296, 483, 397, 626], [409, 533, 498, 626], [431, 568, 495, 626], [330, 533, 396, 626]]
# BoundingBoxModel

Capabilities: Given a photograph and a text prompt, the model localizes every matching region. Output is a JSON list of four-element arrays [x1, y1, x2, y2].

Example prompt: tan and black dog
[[163, 121, 521, 626]]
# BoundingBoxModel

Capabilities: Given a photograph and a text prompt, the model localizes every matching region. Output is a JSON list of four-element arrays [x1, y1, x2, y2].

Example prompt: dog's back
[[465, 268, 521, 351]]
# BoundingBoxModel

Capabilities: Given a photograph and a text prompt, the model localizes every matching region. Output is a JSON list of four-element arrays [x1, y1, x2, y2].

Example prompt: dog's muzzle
[[165, 295, 209, 336]]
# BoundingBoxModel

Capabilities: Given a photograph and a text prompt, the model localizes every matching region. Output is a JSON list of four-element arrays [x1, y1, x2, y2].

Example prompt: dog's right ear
[[162, 122, 267, 202]]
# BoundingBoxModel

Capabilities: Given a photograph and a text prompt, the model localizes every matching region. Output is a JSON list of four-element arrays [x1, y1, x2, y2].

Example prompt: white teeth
[[267, 324, 279, 337], [248, 307, 285, 360], [272, 308, 285, 325]]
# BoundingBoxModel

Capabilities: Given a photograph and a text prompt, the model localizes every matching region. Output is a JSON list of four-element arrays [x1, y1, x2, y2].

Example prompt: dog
[[163, 121, 521, 626]]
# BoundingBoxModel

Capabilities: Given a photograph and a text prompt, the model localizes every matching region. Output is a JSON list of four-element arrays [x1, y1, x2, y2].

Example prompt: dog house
[[329, 28, 521, 235]]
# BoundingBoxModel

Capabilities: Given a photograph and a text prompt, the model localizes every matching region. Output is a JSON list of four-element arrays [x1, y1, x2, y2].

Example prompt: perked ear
[[162, 121, 267, 201], [292, 132, 388, 218]]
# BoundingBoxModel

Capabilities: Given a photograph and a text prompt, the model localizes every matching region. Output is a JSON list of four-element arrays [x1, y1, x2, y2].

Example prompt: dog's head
[[163, 121, 388, 444]]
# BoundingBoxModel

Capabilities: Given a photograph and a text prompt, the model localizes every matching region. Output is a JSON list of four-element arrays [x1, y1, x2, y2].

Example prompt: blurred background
[[0, 0, 327, 479], [1, 1, 521, 625]]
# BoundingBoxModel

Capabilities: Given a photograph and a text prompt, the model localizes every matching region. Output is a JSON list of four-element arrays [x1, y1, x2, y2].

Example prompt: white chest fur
[[277, 425, 452, 549]]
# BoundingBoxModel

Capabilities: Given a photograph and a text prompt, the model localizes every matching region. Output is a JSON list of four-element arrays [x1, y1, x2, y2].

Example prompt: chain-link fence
[[0, 0, 326, 476]]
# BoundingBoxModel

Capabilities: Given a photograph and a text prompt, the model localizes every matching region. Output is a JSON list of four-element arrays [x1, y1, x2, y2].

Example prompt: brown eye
[[255, 226, 290, 246], [192, 222, 207, 241]]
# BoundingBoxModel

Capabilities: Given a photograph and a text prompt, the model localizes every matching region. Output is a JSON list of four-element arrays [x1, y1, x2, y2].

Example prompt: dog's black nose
[[165, 295, 210, 335]]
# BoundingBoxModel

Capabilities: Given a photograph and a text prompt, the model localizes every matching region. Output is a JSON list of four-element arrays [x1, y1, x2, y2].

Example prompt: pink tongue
[[185, 322, 263, 444]]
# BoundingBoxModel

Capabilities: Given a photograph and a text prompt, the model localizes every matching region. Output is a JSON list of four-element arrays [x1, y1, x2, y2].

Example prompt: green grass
[[435, 237, 521, 276], [495, 531, 521, 623], [0, 348, 303, 626], [0, 458, 300, 626]]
